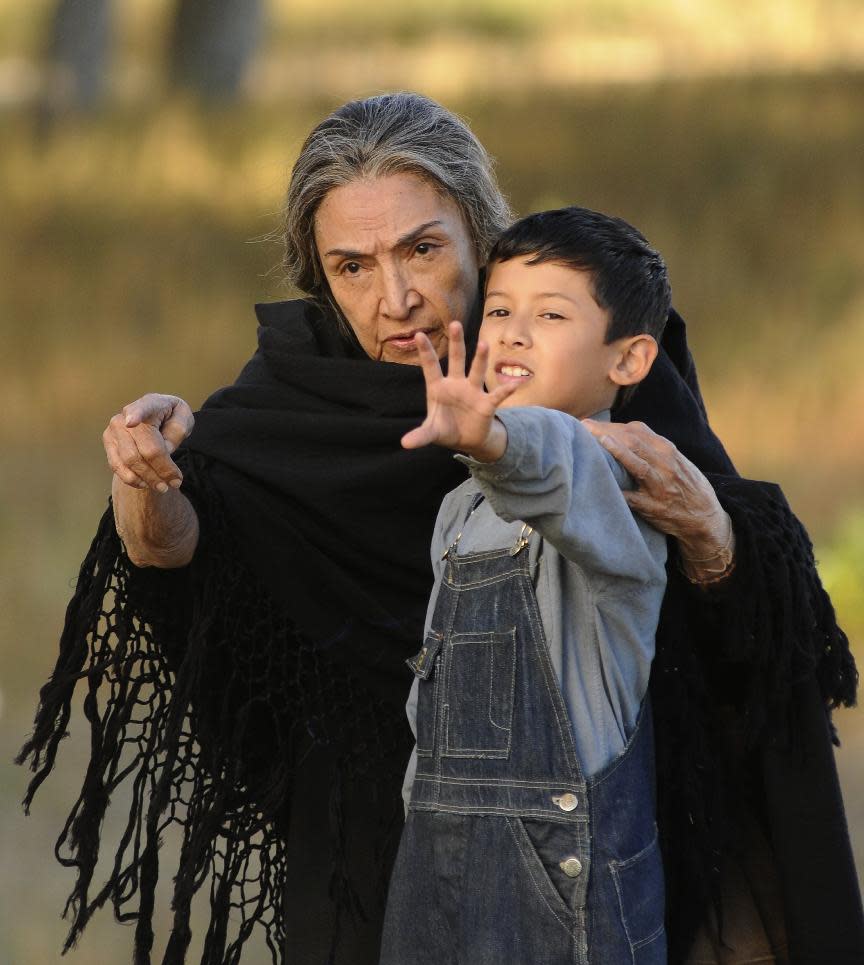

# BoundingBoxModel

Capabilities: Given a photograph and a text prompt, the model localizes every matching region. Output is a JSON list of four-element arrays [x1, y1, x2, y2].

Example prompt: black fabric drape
[[18, 298, 862, 965], [181, 299, 471, 703]]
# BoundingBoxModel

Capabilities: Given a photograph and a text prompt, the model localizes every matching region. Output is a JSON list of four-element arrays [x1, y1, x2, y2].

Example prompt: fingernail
[[157, 482, 169, 494], [169, 478, 182, 489]]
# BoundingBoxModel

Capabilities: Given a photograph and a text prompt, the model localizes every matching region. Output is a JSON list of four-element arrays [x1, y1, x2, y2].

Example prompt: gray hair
[[282, 92, 512, 297]]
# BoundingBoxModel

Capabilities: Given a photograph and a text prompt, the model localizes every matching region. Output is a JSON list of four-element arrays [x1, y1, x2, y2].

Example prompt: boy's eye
[[540, 312, 564, 320], [486, 308, 509, 318]]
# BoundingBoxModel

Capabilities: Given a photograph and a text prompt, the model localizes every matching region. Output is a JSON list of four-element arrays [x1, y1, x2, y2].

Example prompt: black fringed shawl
[[616, 310, 863, 963], [18, 301, 863, 964]]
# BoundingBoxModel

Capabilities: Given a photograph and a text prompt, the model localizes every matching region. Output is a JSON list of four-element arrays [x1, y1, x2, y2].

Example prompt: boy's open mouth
[[495, 361, 533, 383]]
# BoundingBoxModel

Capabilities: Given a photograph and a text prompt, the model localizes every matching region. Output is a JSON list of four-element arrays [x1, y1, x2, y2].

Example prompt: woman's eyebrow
[[395, 220, 446, 248], [323, 220, 446, 259]]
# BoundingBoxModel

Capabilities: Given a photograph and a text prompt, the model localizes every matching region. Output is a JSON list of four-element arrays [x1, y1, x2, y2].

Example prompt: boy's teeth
[[501, 365, 531, 377]]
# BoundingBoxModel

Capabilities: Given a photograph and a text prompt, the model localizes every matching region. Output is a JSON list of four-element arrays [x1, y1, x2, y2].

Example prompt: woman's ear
[[608, 335, 659, 388]]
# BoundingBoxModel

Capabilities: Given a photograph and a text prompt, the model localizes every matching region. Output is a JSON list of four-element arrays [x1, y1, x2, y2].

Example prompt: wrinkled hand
[[581, 419, 733, 566], [103, 393, 194, 492], [401, 322, 517, 461]]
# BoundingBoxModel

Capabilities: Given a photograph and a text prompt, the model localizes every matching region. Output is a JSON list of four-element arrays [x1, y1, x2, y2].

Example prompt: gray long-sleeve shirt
[[402, 406, 668, 809]]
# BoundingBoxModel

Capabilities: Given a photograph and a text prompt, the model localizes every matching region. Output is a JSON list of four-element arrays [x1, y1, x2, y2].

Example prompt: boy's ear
[[608, 335, 659, 388]]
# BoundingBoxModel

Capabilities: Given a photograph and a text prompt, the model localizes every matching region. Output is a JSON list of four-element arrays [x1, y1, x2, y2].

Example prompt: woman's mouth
[[385, 328, 436, 351]]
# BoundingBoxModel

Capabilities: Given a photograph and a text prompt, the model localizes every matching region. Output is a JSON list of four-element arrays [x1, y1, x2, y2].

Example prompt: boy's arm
[[463, 406, 667, 585]]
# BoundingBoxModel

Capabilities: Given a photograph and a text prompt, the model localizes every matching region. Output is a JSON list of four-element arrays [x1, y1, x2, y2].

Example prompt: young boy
[[380, 206, 671, 965]]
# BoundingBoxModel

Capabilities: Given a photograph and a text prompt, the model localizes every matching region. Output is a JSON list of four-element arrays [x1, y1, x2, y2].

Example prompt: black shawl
[[18, 300, 863, 964], [617, 312, 863, 962]]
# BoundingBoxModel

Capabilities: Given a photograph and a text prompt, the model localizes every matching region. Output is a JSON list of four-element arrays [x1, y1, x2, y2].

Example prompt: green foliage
[[818, 512, 864, 657]]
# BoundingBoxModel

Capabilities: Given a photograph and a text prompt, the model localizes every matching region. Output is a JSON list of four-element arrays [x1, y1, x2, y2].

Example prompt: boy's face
[[480, 258, 626, 419]]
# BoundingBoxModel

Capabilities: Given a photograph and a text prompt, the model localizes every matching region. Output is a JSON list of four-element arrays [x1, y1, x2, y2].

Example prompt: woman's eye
[[415, 242, 433, 256], [343, 262, 362, 275]]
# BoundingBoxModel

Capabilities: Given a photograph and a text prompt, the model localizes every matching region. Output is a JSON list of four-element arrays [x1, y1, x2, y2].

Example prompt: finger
[[401, 422, 437, 450], [104, 436, 147, 489], [594, 431, 656, 485], [467, 339, 489, 389], [580, 418, 605, 437], [162, 401, 195, 454], [487, 381, 519, 407], [622, 490, 658, 516], [128, 424, 184, 488], [112, 427, 171, 491], [123, 393, 180, 429], [447, 321, 466, 379], [414, 332, 444, 387]]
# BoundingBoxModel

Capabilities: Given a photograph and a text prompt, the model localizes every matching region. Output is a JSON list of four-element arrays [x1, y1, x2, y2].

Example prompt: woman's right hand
[[103, 393, 195, 493]]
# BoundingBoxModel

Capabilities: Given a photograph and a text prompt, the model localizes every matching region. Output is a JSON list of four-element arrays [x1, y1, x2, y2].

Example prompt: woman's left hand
[[581, 419, 734, 578]]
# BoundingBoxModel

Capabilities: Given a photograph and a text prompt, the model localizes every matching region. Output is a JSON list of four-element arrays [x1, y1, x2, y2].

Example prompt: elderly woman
[[20, 93, 862, 965]]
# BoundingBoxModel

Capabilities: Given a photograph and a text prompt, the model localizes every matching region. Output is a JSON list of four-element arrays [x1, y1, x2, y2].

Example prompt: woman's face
[[314, 172, 480, 364]]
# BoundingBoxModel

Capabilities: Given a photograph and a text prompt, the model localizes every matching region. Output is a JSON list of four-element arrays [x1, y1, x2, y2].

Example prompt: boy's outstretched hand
[[401, 321, 518, 462]]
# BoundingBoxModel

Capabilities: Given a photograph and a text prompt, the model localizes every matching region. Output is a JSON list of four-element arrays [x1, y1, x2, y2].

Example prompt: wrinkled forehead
[[313, 172, 472, 253]]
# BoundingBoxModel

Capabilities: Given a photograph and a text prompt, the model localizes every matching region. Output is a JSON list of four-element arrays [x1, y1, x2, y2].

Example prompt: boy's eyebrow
[[322, 220, 446, 259], [537, 291, 580, 305], [484, 289, 581, 306]]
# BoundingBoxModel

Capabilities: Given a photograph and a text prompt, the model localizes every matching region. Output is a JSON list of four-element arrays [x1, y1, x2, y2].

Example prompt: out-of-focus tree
[[41, 0, 263, 116], [45, 0, 113, 112], [168, 0, 264, 101]]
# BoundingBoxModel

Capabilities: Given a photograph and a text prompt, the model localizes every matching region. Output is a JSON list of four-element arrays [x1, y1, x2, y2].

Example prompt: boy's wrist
[[464, 418, 508, 464]]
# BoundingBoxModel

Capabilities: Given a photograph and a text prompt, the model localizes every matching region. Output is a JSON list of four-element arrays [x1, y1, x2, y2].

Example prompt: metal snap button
[[552, 792, 578, 812], [560, 856, 583, 878]]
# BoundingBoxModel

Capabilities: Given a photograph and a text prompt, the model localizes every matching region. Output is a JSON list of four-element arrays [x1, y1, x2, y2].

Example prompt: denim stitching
[[505, 817, 576, 936]]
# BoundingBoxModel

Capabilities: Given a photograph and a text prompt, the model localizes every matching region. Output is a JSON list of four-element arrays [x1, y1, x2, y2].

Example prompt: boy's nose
[[500, 314, 532, 347]]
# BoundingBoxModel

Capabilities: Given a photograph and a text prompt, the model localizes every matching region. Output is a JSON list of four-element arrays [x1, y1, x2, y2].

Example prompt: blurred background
[[1, 0, 862, 961]]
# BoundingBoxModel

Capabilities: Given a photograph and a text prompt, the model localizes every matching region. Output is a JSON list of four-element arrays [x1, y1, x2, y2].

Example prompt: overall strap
[[442, 492, 534, 560]]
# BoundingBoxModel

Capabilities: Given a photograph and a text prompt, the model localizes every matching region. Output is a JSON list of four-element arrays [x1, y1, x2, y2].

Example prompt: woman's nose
[[379, 265, 422, 319]]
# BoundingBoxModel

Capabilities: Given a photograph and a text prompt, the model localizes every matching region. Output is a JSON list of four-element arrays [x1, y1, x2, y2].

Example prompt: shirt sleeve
[[459, 407, 666, 587]]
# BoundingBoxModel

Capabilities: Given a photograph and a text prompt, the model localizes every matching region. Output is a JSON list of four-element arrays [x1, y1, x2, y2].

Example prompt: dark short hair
[[486, 205, 671, 344]]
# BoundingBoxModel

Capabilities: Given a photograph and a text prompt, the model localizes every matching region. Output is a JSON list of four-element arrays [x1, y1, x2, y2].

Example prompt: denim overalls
[[380, 501, 666, 965]]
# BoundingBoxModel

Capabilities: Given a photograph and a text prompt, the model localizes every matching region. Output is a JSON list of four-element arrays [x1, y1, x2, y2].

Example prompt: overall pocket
[[407, 634, 442, 757], [442, 628, 516, 759], [609, 830, 667, 963]]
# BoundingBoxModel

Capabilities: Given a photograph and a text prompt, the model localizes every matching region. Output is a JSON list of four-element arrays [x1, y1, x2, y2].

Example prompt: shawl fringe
[[18, 454, 409, 963], [652, 475, 858, 963]]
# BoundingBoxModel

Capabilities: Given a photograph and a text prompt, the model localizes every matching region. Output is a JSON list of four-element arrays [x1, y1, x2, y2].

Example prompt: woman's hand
[[104, 393, 199, 568], [401, 322, 517, 462], [581, 419, 734, 582], [103, 393, 195, 492]]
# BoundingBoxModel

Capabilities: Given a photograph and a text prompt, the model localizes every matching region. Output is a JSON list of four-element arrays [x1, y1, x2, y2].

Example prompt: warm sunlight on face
[[314, 172, 480, 364], [480, 258, 625, 419]]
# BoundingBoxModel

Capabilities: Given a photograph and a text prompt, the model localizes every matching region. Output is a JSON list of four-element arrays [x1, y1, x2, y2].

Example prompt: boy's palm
[[401, 322, 517, 455]]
